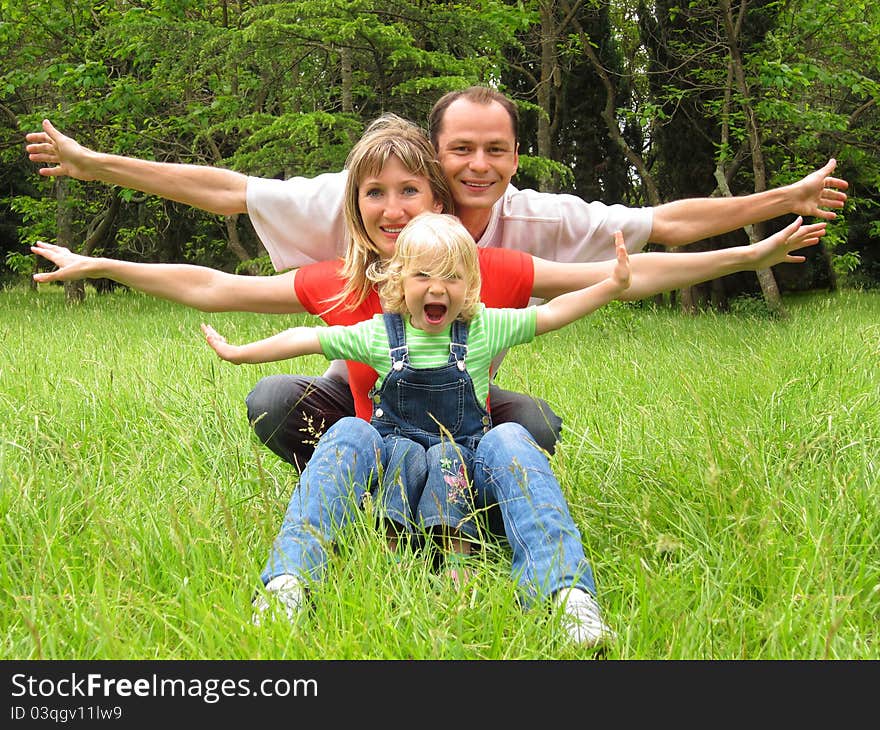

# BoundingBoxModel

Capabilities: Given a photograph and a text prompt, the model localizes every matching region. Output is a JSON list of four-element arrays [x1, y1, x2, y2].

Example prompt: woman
[[200, 213, 635, 646]]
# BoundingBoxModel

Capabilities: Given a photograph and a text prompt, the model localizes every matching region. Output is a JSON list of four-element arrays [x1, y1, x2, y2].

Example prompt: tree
[[502, 0, 634, 197], [638, 0, 880, 308], [3, 1, 533, 295], [2, 0, 877, 297]]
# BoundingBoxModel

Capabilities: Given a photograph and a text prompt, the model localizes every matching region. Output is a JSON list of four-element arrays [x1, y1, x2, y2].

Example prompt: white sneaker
[[252, 574, 304, 626], [554, 588, 615, 648]]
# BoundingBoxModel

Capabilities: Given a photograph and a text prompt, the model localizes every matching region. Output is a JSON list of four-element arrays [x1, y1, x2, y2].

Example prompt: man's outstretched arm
[[649, 159, 848, 247], [26, 119, 248, 216]]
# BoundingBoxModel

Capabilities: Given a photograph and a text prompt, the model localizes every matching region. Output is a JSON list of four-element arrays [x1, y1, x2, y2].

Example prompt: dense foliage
[[1, 0, 878, 294]]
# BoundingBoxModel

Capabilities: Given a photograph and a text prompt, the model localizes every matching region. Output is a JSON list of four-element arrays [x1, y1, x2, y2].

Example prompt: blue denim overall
[[369, 313, 491, 450], [374, 314, 598, 606]]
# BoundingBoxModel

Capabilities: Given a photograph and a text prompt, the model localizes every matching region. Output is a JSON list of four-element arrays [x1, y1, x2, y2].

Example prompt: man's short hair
[[428, 86, 519, 148]]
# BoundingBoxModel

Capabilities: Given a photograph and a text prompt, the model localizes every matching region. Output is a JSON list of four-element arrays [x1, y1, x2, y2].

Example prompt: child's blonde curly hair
[[376, 213, 482, 322]]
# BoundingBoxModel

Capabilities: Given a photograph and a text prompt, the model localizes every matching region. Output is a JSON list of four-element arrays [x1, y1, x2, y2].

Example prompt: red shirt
[[294, 247, 535, 419]]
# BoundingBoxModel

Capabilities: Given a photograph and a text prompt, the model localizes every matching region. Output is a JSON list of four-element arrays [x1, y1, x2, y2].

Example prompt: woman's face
[[358, 155, 443, 259]]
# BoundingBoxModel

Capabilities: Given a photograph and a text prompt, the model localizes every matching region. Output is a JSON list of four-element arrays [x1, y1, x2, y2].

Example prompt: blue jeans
[[246, 374, 563, 470], [419, 422, 596, 607], [261, 417, 426, 585]]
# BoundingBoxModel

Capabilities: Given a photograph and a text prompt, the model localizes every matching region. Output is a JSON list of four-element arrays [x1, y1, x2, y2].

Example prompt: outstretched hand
[[201, 323, 240, 363], [30, 241, 92, 282], [790, 159, 848, 221], [749, 217, 827, 269], [611, 231, 632, 293], [25, 120, 95, 180]]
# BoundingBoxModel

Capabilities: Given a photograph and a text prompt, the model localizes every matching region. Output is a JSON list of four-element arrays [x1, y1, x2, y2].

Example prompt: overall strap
[[382, 313, 409, 371], [448, 319, 469, 370]]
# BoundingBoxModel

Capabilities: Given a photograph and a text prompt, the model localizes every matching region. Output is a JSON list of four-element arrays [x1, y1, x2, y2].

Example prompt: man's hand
[[790, 159, 848, 221], [25, 120, 96, 181]]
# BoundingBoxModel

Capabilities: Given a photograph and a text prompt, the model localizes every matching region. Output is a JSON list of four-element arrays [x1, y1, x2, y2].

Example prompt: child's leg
[[471, 422, 596, 606], [260, 417, 384, 587], [419, 442, 479, 586], [376, 435, 427, 550], [471, 423, 613, 645]]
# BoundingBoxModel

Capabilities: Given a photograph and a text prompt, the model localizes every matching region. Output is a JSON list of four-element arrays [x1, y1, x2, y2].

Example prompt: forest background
[[1, 0, 878, 309]]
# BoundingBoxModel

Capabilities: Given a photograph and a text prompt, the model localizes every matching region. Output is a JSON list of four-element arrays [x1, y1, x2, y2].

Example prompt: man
[[26, 86, 847, 264], [25, 86, 848, 465]]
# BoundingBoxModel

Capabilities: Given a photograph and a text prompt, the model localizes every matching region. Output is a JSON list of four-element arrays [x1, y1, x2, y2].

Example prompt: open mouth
[[424, 303, 447, 324]]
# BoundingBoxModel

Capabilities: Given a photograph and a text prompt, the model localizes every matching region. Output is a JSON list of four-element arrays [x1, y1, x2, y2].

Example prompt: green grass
[[1, 285, 877, 659]]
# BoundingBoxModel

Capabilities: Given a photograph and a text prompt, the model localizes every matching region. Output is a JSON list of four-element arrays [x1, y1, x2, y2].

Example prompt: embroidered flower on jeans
[[442, 461, 469, 504]]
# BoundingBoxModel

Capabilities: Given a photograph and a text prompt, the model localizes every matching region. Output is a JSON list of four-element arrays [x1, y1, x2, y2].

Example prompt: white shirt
[[246, 171, 654, 272]]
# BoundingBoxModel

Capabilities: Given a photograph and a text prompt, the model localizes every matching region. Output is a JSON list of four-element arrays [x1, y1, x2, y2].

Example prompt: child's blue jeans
[[418, 422, 597, 607], [260, 417, 425, 586]]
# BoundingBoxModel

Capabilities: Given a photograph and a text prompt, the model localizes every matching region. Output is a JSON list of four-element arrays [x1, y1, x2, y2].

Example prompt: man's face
[[434, 98, 519, 213]]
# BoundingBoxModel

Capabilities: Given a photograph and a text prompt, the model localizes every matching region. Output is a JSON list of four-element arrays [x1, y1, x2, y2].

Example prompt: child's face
[[402, 255, 469, 333], [358, 155, 443, 260]]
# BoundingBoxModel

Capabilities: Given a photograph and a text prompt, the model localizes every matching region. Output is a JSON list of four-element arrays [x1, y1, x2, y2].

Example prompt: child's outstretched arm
[[535, 232, 631, 335], [201, 323, 323, 365]]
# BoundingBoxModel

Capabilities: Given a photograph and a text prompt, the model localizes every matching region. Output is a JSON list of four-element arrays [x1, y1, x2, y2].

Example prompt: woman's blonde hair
[[329, 114, 454, 311], [377, 213, 482, 322]]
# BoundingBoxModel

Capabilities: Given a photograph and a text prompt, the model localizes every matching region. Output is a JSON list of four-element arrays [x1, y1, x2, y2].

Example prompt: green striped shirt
[[318, 304, 537, 406]]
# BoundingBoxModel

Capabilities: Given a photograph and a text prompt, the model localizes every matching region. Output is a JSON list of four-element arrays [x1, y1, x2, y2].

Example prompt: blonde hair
[[329, 114, 454, 311], [377, 213, 482, 322]]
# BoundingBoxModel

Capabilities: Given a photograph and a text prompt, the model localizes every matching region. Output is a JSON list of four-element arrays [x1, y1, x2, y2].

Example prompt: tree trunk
[[721, 0, 784, 316], [224, 214, 259, 273], [566, 3, 661, 205], [340, 46, 353, 114], [201, 130, 259, 271], [537, 2, 556, 192], [55, 178, 84, 304]]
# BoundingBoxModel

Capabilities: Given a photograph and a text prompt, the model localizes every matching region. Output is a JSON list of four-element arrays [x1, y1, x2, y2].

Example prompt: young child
[[202, 212, 632, 647]]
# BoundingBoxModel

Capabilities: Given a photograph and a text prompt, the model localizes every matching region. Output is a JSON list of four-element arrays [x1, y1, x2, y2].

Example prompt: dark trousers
[[246, 374, 563, 471]]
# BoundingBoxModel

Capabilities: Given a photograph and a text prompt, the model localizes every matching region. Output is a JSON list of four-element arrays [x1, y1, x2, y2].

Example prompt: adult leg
[[246, 374, 354, 471], [488, 384, 563, 456], [471, 422, 595, 607]]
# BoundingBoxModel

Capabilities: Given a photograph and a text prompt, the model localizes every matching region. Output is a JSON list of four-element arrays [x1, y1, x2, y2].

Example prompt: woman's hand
[[748, 217, 827, 269], [31, 241, 97, 282]]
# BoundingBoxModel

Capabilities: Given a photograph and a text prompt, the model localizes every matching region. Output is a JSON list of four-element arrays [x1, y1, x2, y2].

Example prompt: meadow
[[1, 285, 877, 660]]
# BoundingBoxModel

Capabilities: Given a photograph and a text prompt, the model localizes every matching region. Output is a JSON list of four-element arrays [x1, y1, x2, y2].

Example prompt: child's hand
[[201, 323, 240, 363], [611, 231, 632, 292]]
